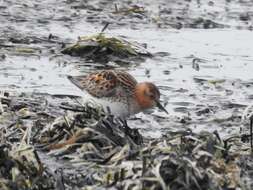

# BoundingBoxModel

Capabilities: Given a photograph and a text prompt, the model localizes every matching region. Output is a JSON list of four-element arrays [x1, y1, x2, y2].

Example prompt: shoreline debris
[[61, 33, 151, 63], [0, 92, 252, 189]]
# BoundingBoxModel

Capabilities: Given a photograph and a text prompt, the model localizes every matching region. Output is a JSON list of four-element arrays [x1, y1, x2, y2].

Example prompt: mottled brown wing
[[68, 70, 137, 98], [114, 70, 137, 94]]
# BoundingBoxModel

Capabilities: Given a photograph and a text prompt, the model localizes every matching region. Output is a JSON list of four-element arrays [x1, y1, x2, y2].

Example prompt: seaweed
[[0, 92, 252, 189], [61, 33, 151, 63]]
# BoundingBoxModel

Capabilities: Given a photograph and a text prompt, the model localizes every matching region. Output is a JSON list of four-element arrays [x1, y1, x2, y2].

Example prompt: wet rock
[[239, 13, 250, 21], [196, 107, 211, 116], [190, 18, 227, 29]]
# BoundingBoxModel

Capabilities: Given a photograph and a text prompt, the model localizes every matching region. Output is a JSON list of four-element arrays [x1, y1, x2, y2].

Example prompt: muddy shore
[[1, 0, 253, 189]]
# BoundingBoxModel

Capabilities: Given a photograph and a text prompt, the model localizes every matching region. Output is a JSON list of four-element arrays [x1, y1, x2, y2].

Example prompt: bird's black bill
[[156, 101, 168, 114]]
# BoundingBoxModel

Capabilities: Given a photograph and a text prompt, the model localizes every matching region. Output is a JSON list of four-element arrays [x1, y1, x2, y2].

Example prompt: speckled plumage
[[69, 70, 136, 97], [68, 70, 167, 117]]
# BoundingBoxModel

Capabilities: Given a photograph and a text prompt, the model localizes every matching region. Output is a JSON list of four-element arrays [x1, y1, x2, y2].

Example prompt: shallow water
[[1, 0, 253, 138]]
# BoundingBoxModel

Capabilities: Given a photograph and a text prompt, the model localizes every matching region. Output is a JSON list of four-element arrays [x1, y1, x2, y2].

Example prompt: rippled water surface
[[1, 0, 253, 137]]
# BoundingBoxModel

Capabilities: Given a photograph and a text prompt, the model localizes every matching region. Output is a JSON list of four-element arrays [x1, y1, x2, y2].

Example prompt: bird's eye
[[149, 94, 155, 99]]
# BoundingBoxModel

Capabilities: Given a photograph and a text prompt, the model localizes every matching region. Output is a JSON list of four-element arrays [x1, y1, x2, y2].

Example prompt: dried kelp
[[0, 92, 252, 190], [0, 143, 54, 190], [61, 33, 151, 63], [36, 101, 143, 164], [112, 4, 146, 15]]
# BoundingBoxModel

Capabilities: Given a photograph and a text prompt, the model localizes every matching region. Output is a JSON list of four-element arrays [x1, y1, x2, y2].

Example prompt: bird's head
[[134, 82, 168, 114]]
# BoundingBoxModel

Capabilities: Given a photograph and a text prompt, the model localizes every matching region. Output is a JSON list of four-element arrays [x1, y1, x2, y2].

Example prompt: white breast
[[81, 93, 130, 118]]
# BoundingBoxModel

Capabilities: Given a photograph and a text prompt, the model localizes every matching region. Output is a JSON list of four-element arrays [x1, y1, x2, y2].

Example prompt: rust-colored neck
[[134, 83, 153, 109]]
